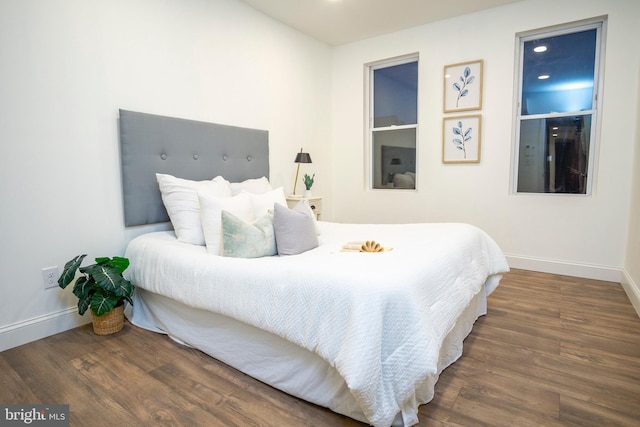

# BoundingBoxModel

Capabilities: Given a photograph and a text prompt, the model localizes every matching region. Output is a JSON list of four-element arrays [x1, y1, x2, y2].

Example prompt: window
[[367, 55, 418, 190], [513, 18, 605, 194]]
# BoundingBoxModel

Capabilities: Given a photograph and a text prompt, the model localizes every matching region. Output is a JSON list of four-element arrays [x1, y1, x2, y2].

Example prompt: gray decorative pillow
[[221, 210, 276, 258], [273, 202, 319, 256]]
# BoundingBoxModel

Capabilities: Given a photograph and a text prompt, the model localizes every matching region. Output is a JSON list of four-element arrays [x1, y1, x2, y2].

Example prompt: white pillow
[[244, 187, 287, 219], [199, 192, 254, 255], [405, 171, 416, 183], [156, 174, 232, 245], [393, 173, 415, 189], [230, 177, 272, 195]]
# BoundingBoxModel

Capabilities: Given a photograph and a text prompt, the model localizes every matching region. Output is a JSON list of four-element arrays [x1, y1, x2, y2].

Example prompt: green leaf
[[115, 279, 133, 299], [90, 289, 118, 316], [93, 256, 129, 274], [58, 255, 86, 289], [108, 256, 130, 274], [77, 294, 91, 316], [83, 264, 125, 294], [72, 276, 95, 300]]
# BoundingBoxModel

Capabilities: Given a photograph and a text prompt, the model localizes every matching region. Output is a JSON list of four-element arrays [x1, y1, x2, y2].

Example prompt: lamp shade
[[294, 152, 312, 164]]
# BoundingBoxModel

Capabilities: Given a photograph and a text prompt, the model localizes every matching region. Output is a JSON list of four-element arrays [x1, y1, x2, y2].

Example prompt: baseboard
[[621, 269, 640, 317], [505, 254, 622, 283], [0, 307, 91, 352]]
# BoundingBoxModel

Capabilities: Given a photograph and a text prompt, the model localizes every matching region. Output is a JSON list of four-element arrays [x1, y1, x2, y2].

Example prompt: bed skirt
[[125, 280, 492, 426]]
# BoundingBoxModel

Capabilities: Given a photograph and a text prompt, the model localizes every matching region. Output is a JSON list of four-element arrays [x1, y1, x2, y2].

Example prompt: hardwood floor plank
[[184, 349, 361, 426], [70, 346, 149, 391], [0, 355, 40, 404], [1, 269, 639, 426], [107, 372, 223, 426], [559, 394, 640, 427], [150, 355, 314, 426]]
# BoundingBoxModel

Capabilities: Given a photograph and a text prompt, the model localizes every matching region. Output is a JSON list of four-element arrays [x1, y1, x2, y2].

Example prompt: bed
[[118, 110, 510, 426]]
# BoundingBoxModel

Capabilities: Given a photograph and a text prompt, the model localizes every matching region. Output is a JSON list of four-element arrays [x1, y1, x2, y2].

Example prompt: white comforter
[[125, 222, 509, 426]]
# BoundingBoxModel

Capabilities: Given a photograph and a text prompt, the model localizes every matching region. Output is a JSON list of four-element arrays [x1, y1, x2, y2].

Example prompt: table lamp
[[292, 148, 312, 196]]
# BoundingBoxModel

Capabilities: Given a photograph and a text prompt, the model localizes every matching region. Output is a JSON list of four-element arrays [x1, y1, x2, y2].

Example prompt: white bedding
[[125, 221, 509, 426]]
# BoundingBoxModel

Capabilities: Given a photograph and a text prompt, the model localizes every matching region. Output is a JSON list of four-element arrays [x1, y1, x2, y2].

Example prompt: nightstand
[[286, 196, 323, 220]]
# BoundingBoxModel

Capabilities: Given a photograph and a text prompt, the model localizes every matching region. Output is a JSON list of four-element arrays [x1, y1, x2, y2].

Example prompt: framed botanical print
[[443, 60, 483, 113], [442, 114, 481, 163]]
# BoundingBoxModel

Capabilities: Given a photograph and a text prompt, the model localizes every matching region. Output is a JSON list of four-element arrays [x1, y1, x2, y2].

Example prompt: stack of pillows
[[156, 174, 319, 258]]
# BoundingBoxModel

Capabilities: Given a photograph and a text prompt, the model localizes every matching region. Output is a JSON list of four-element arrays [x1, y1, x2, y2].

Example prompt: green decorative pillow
[[221, 210, 276, 258]]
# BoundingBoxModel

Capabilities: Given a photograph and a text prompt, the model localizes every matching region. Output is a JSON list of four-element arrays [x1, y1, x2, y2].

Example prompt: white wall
[[622, 64, 640, 313], [330, 0, 639, 281], [0, 0, 331, 350]]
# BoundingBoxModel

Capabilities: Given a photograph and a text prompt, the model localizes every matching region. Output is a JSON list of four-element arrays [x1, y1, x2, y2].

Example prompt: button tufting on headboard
[[119, 109, 269, 227], [247, 156, 252, 161]]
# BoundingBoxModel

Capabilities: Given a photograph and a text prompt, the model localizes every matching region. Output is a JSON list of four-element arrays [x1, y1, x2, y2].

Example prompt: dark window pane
[[522, 29, 596, 115], [373, 62, 418, 127], [372, 128, 416, 189], [517, 115, 591, 194]]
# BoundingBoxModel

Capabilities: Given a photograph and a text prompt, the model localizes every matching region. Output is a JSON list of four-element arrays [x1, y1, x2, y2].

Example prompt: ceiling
[[237, 0, 524, 46]]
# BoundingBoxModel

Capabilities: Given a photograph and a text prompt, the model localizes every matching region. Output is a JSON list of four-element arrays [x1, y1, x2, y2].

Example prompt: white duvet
[[125, 222, 509, 426]]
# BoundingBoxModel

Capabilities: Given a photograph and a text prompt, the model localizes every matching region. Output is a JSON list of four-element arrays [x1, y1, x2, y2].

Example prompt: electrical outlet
[[42, 266, 59, 289]]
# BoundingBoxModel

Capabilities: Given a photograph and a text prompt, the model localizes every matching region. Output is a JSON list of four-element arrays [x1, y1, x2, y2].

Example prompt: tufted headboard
[[119, 109, 269, 227]]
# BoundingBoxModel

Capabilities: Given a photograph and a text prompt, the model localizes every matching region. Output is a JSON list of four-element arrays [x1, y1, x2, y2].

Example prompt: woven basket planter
[[91, 303, 125, 335]]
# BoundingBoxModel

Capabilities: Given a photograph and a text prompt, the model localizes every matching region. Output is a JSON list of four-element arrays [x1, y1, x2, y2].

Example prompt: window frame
[[511, 17, 607, 196], [365, 54, 419, 191]]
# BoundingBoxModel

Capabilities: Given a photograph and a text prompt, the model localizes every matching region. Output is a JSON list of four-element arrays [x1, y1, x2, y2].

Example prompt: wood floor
[[2, 269, 640, 426]]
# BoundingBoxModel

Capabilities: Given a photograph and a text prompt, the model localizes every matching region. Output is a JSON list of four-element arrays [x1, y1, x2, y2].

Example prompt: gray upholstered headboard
[[119, 109, 269, 227]]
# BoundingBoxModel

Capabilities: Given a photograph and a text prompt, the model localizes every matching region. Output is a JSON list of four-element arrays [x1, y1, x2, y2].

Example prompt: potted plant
[[58, 254, 134, 335], [303, 173, 315, 197]]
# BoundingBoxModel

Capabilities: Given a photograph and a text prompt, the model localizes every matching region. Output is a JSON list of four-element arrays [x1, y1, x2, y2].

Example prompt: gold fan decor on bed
[[341, 240, 391, 252], [360, 240, 384, 252]]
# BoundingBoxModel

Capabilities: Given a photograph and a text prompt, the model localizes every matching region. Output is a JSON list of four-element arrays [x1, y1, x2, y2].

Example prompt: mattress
[[124, 221, 509, 426]]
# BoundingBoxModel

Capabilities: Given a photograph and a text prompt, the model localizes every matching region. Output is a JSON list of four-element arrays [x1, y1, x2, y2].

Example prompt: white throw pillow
[[245, 187, 287, 219], [156, 174, 232, 245], [230, 176, 272, 195], [199, 192, 254, 255]]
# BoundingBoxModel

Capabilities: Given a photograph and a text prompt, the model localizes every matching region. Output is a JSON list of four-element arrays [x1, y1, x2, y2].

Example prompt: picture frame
[[442, 114, 482, 164], [443, 60, 483, 113]]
